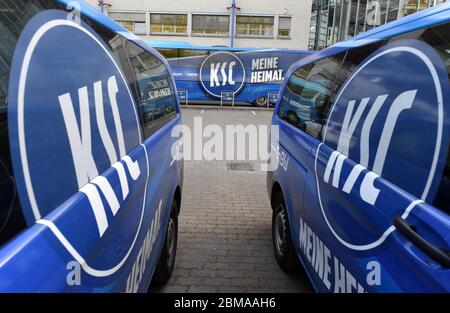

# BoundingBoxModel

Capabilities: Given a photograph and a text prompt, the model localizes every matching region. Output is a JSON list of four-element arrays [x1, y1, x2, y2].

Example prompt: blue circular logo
[[199, 52, 245, 98], [314, 39, 450, 250]]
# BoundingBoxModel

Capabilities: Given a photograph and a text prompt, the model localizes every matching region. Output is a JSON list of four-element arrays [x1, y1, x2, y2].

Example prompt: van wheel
[[152, 200, 178, 285], [254, 96, 268, 107], [272, 193, 298, 272]]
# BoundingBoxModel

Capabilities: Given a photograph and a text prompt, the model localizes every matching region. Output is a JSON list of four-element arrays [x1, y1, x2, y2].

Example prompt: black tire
[[272, 192, 298, 272], [254, 96, 268, 107], [152, 199, 178, 285]]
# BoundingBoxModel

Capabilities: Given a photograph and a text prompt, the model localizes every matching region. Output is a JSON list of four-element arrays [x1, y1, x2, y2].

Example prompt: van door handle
[[393, 216, 450, 268]]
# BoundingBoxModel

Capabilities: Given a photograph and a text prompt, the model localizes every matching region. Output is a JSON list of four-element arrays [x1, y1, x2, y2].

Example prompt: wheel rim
[[256, 96, 267, 106], [166, 217, 176, 267], [274, 205, 287, 256]]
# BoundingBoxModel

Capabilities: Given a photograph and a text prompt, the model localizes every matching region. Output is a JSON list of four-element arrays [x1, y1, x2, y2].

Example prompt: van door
[[310, 23, 450, 292]]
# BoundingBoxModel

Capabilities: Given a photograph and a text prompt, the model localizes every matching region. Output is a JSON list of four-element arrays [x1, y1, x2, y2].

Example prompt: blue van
[[149, 41, 312, 107], [0, 0, 183, 292], [268, 3, 450, 292]]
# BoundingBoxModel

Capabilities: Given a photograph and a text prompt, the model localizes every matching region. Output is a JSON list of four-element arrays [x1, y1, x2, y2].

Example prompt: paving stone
[[151, 108, 313, 293]]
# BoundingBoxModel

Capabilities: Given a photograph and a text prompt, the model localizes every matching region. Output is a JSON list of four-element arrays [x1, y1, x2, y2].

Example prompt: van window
[[125, 41, 178, 139], [278, 54, 344, 139], [0, 0, 63, 245]]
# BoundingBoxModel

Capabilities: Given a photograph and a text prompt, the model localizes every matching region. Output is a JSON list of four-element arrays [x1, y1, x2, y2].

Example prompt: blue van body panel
[[0, 0, 183, 292], [269, 3, 450, 292]]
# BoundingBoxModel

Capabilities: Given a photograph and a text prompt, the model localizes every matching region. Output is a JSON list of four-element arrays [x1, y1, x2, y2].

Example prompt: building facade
[[85, 0, 313, 50], [309, 0, 448, 50]]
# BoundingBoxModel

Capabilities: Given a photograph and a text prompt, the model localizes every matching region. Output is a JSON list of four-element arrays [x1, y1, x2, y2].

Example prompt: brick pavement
[[151, 107, 313, 293]]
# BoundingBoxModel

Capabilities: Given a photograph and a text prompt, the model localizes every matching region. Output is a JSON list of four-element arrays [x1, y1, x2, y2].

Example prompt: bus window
[[125, 41, 178, 138], [278, 54, 344, 139]]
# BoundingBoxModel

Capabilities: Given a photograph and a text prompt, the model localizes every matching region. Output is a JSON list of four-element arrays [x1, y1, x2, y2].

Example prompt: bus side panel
[[167, 51, 310, 105]]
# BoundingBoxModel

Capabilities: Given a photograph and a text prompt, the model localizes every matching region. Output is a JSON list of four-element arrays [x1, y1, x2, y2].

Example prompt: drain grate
[[226, 162, 255, 171]]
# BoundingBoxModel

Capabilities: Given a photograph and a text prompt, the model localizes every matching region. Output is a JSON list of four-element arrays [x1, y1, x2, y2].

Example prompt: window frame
[[108, 11, 147, 36], [278, 16, 292, 39], [191, 13, 230, 37]]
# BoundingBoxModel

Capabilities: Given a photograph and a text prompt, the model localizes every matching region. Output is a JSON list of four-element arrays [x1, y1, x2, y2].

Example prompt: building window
[[236, 15, 274, 37], [150, 14, 187, 34], [109, 12, 146, 35], [192, 14, 230, 36], [278, 16, 292, 38]]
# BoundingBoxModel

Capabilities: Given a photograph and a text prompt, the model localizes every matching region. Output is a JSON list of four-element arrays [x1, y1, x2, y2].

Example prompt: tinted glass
[[125, 41, 178, 138]]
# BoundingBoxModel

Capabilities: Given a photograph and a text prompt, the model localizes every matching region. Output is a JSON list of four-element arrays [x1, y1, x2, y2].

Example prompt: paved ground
[[151, 107, 313, 293]]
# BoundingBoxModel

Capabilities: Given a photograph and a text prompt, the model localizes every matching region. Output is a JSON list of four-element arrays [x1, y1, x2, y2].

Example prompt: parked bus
[[149, 40, 312, 107], [0, 0, 183, 292], [268, 2, 450, 292]]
